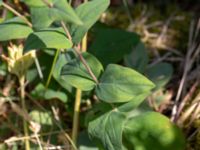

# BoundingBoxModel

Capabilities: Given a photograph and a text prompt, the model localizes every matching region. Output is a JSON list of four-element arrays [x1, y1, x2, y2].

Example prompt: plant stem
[[71, 0, 89, 143], [60, 22, 99, 84], [72, 89, 82, 143], [19, 75, 30, 150], [61, 21, 72, 41], [82, 33, 87, 52], [45, 49, 60, 89], [2, 2, 32, 27], [74, 48, 99, 84], [34, 57, 44, 80], [72, 32, 88, 145]]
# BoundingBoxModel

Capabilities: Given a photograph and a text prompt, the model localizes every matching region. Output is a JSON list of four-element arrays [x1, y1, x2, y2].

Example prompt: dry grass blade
[[178, 91, 200, 126], [176, 80, 199, 120], [171, 18, 200, 122]]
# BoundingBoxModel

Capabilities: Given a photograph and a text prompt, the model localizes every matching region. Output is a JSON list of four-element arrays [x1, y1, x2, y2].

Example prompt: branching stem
[[41, 0, 98, 147], [60, 22, 99, 84]]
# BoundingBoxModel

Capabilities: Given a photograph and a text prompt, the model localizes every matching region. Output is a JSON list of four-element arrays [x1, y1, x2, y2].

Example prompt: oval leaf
[[53, 52, 73, 92], [89, 28, 140, 66], [78, 131, 99, 150], [88, 110, 126, 150], [146, 62, 173, 90], [70, 0, 110, 44], [123, 112, 186, 150], [31, 83, 67, 103], [20, 0, 53, 7], [24, 28, 72, 51], [30, 110, 53, 126], [95, 64, 155, 103], [50, 0, 83, 25], [118, 92, 151, 112], [30, 7, 53, 30], [61, 52, 103, 91], [0, 17, 33, 41], [124, 42, 149, 73]]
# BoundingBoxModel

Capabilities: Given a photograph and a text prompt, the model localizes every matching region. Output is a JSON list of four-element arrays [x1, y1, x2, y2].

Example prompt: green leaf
[[124, 42, 149, 73], [24, 28, 72, 51], [89, 28, 140, 66], [0, 17, 33, 41], [61, 52, 103, 91], [31, 83, 67, 103], [30, 110, 53, 126], [30, 0, 82, 30], [85, 102, 113, 126], [85, 93, 149, 127], [30, 7, 53, 30], [70, 0, 110, 44], [88, 110, 127, 150], [78, 131, 99, 150], [44, 90, 67, 102], [145, 63, 173, 90], [49, 0, 82, 25], [118, 92, 151, 113], [88, 104, 185, 150], [53, 52, 73, 92], [20, 0, 53, 7], [123, 112, 186, 150], [95, 64, 155, 103]]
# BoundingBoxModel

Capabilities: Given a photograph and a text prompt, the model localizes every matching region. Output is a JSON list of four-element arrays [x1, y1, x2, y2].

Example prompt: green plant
[[0, 0, 186, 150]]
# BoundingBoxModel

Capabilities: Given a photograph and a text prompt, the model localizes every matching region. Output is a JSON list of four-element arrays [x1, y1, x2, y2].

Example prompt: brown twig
[[61, 21, 72, 42], [60, 21, 99, 84], [74, 47, 99, 84], [1, 2, 32, 27]]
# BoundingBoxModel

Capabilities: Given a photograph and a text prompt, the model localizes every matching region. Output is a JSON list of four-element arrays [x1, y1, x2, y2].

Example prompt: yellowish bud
[[5, 44, 36, 78]]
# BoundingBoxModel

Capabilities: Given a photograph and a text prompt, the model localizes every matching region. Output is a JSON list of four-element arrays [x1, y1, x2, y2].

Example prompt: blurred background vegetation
[[0, 0, 200, 149]]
